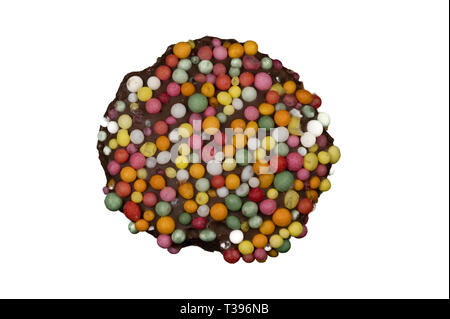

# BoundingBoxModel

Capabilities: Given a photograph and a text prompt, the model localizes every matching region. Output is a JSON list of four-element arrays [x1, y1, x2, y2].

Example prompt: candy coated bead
[[301, 105, 315, 118], [128, 222, 138, 234], [157, 234, 172, 248], [104, 192, 123, 211], [317, 112, 330, 127], [172, 68, 188, 84], [156, 216, 175, 234], [199, 229, 216, 242], [307, 120, 324, 137], [286, 152, 303, 171], [319, 178, 331, 191], [226, 216, 241, 230], [328, 145, 341, 164], [213, 46, 227, 60], [284, 190, 300, 209], [254, 248, 267, 261], [198, 60, 213, 74], [129, 129, 144, 145], [303, 153, 319, 171], [269, 235, 283, 248], [173, 42, 191, 59], [301, 132, 316, 148], [107, 160, 121, 175], [143, 192, 157, 207], [177, 58, 192, 70], [273, 171, 294, 192], [126, 75, 143, 92], [147, 76, 161, 90], [168, 247, 180, 254], [228, 43, 244, 58], [155, 201, 172, 216], [318, 151, 331, 164], [248, 187, 264, 202], [171, 229, 186, 244], [277, 239, 291, 253], [129, 152, 146, 169], [123, 201, 141, 221], [298, 198, 313, 214], [137, 87, 152, 102], [160, 187, 176, 202], [225, 194, 242, 211], [248, 215, 263, 229], [238, 240, 254, 255], [188, 93, 208, 113], [198, 46, 213, 60], [286, 135, 300, 147], [242, 201, 258, 217], [223, 249, 241, 263], [241, 86, 257, 102], [229, 230, 244, 244], [261, 57, 272, 70], [254, 72, 272, 91], [243, 40, 258, 55], [288, 221, 303, 237], [178, 212, 192, 225], [242, 55, 261, 70]]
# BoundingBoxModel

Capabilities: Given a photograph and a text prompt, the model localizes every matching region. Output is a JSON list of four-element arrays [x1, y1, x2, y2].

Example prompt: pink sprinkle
[[254, 72, 272, 91], [126, 143, 138, 154], [168, 246, 180, 254], [143, 127, 152, 136], [259, 199, 277, 215], [213, 46, 227, 60], [166, 82, 180, 97], [165, 116, 177, 125], [244, 106, 259, 121], [287, 135, 300, 147], [160, 186, 176, 202], [145, 98, 162, 114], [107, 160, 121, 175], [297, 168, 310, 181], [203, 106, 216, 117], [211, 38, 221, 47], [254, 248, 267, 261], [286, 153, 303, 171], [157, 235, 172, 248], [206, 73, 216, 83], [129, 152, 146, 169]]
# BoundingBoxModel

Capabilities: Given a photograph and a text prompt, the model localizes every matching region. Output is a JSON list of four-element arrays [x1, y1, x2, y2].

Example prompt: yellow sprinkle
[[108, 138, 118, 150], [140, 142, 156, 157]]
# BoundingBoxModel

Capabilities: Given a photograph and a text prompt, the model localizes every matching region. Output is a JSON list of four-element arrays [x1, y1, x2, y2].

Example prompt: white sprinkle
[[171, 103, 186, 119], [147, 76, 161, 90], [128, 93, 138, 103], [300, 132, 316, 148], [156, 151, 171, 164], [130, 129, 144, 144], [248, 177, 260, 188], [197, 205, 210, 217], [306, 120, 323, 137], [229, 230, 244, 244], [126, 75, 143, 93], [107, 121, 119, 134], [216, 187, 229, 198], [146, 157, 157, 168], [298, 147, 307, 156]]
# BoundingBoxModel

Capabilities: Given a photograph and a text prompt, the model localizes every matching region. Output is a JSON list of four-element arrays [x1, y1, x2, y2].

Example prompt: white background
[[0, 0, 448, 299]]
